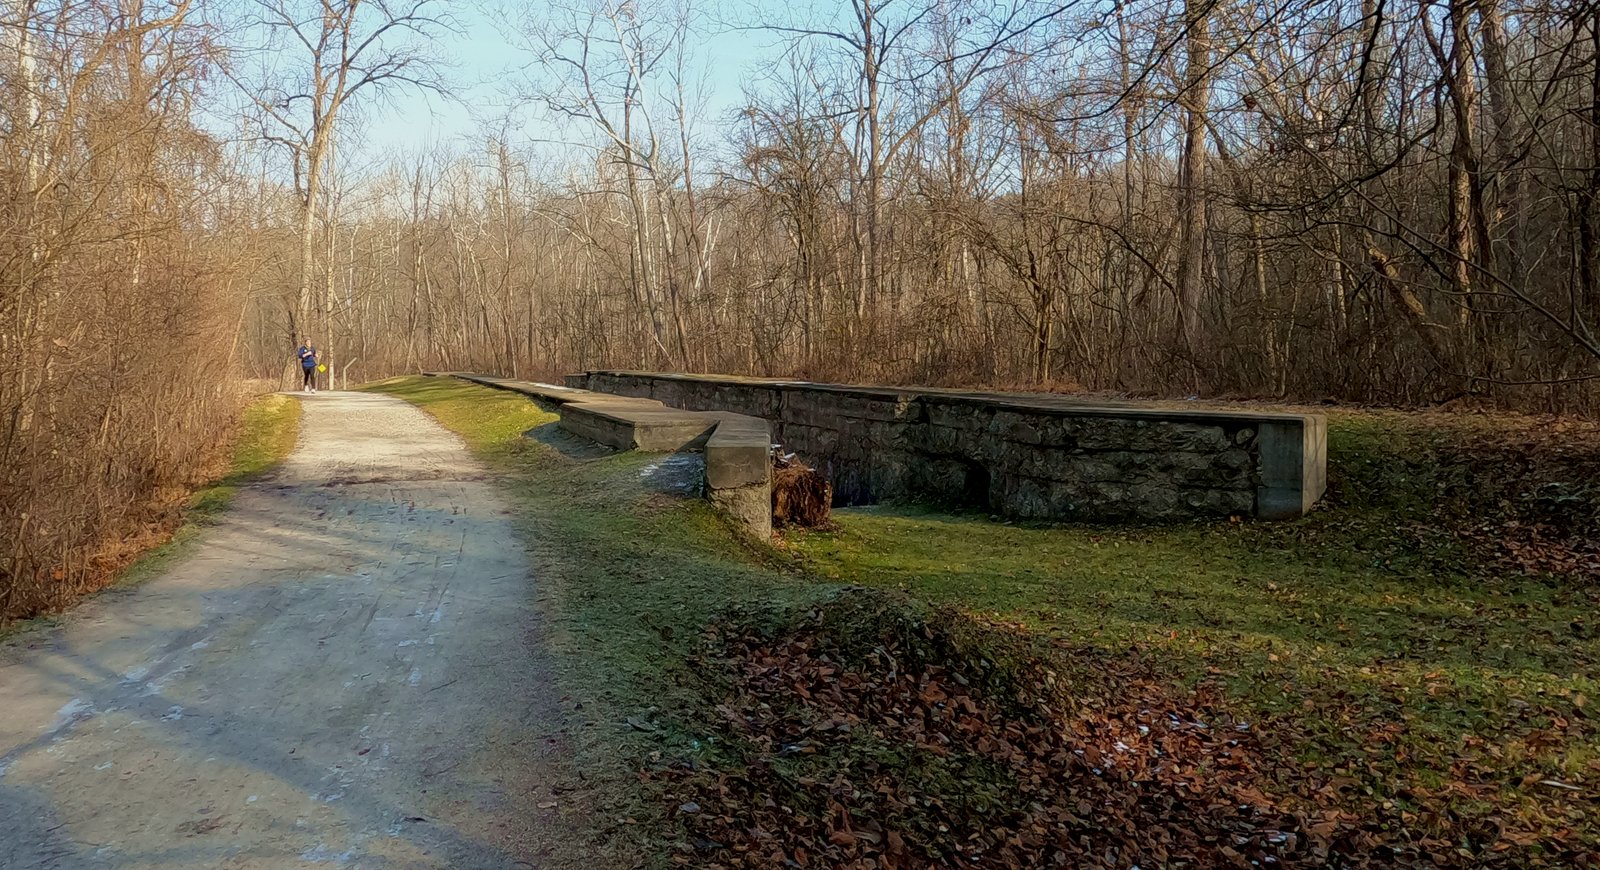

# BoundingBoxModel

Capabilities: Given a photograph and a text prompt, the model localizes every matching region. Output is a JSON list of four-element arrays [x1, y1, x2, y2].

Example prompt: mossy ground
[[371, 376, 1600, 863]]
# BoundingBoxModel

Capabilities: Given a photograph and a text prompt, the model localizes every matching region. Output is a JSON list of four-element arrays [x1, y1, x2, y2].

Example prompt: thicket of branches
[[0, 0, 249, 618], [0, 0, 456, 617], [234, 0, 1600, 412]]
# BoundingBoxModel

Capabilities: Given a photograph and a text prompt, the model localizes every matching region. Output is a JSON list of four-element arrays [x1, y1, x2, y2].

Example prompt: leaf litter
[[649, 590, 1598, 869]]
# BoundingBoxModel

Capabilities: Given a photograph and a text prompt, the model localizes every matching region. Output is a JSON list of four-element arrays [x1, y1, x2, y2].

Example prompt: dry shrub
[[0, 2, 244, 620], [0, 251, 247, 620]]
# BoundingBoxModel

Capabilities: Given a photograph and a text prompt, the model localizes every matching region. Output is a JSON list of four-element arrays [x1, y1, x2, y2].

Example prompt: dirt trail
[[0, 392, 563, 869]]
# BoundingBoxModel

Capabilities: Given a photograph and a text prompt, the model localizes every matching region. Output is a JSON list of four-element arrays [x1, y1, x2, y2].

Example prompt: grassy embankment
[[117, 392, 302, 587], [373, 375, 1599, 867]]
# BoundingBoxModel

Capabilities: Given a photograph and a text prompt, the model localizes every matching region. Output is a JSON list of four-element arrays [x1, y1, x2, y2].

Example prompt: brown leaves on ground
[[654, 597, 1598, 869], [1338, 410, 1600, 582]]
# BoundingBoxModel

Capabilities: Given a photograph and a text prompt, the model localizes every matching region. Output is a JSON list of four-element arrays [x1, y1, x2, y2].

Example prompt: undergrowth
[[2, 391, 301, 634]]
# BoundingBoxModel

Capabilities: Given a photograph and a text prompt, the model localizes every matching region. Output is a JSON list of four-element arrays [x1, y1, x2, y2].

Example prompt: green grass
[[791, 505, 1593, 740], [371, 376, 1600, 859], [365, 376, 838, 863], [118, 392, 302, 588], [784, 411, 1600, 824]]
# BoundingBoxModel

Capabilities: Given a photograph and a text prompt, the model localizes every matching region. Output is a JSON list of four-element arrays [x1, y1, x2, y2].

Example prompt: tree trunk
[[1175, 0, 1212, 386]]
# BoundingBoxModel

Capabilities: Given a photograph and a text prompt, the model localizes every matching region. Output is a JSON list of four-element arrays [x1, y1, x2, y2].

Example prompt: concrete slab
[[441, 374, 774, 538], [560, 404, 722, 452]]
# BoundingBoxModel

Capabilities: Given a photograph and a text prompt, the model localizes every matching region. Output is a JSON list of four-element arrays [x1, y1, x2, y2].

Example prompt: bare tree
[[217, 0, 1600, 412], [228, 0, 448, 371], [1, 0, 247, 617]]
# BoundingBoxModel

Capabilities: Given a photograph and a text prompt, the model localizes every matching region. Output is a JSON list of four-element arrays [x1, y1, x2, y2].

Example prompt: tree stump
[[771, 452, 832, 529]]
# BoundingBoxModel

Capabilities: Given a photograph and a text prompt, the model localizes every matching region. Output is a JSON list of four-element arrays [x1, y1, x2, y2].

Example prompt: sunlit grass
[[783, 412, 1600, 811], [375, 375, 1600, 858]]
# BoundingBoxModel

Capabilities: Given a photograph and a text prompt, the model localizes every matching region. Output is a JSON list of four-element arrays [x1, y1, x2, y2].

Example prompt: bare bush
[[0, 0, 246, 618]]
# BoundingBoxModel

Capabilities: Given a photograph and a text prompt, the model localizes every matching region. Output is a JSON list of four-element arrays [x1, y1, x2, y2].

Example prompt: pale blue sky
[[213, 0, 1074, 183], [354, 3, 784, 163]]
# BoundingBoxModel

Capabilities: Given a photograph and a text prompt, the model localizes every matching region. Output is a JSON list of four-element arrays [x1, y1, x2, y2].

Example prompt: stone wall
[[565, 372, 1326, 522]]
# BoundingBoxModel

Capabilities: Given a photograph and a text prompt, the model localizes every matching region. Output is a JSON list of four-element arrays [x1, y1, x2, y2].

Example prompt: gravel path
[[0, 392, 563, 869]]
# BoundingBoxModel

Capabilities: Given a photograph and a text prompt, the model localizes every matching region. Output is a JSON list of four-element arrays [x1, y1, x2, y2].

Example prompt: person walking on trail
[[297, 338, 319, 393]]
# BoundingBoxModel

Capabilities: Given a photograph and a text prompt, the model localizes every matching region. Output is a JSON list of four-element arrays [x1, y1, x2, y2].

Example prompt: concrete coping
[[704, 414, 775, 490], [434, 373, 592, 406], [440, 372, 773, 537], [576, 369, 1317, 427]]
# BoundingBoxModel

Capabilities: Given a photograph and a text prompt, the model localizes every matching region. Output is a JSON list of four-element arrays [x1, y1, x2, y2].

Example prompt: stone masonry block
[[565, 372, 1327, 522]]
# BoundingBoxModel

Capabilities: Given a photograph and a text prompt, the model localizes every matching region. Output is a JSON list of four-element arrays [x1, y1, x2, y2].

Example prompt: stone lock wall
[[565, 372, 1326, 522]]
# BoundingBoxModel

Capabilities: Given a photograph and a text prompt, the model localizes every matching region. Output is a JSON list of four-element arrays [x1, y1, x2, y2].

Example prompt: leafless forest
[[8, 0, 1600, 614]]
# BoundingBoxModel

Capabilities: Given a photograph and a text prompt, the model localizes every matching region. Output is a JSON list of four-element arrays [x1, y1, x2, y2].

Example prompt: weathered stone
[[1045, 479, 1091, 516], [785, 389, 917, 424], [741, 387, 784, 418], [1159, 452, 1251, 488], [1074, 419, 1146, 451], [1181, 487, 1256, 515], [1090, 480, 1133, 507], [1216, 448, 1254, 474], [708, 484, 771, 539], [923, 400, 988, 432], [911, 457, 987, 505], [1128, 482, 1183, 518], [986, 410, 1047, 445], [1178, 426, 1231, 452], [867, 420, 919, 448], [1011, 447, 1085, 481], [867, 450, 922, 501], [782, 422, 837, 452], [993, 472, 1051, 518], [563, 371, 1327, 523], [1064, 455, 1127, 484], [830, 464, 874, 506], [917, 424, 968, 455]]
